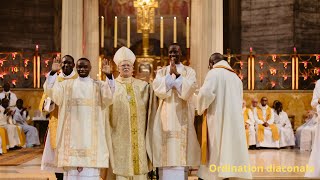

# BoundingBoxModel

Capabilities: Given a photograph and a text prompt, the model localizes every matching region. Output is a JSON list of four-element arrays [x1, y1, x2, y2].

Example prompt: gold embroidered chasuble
[[108, 76, 150, 176], [147, 65, 200, 167], [44, 77, 113, 168]]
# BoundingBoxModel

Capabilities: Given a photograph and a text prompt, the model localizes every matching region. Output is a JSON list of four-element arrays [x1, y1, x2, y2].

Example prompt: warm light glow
[[24, 59, 29, 67], [36, 45, 39, 51], [259, 61, 264, 69], [0, 60, 4, 67], [259, 74, 264, 82], [303, 74, 308, 80], [283, 75, 288, 81], [269, 68, 277, 75], [238, 72, 244, 80], [317, 55, 320, 62], [294, 47, 297, 52], [250, 47, 253, 52], [11, 79, 17, 86], [0, 72, 7, 79], [272, 55, 277, 62], [12, 53, 16, 60], [303, 61, 308, 69], [11, 67, 19, 73], [283, 62, 288, 69], [314, 68, 320, 76], [239, 61, 244, 69], [24, 72, 29, 79], [44, 59, 50, 67], [271, 81, 276, 88]]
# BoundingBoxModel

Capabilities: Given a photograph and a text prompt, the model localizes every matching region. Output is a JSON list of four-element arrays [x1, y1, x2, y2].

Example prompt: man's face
[[16, 101, 23, 109], [118, 60, 133, 78], [2, 100, 9, 109], [61, 57, 75, 76], [251, 99, 258, 107], [168, 45, 181, 64], [261, 98, 268, 106], [3, 83, 10, 92], [76, 60, 91, 78]]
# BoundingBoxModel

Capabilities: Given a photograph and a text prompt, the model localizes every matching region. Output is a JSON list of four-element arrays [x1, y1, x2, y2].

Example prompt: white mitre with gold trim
[[113, 46, 136, 66]]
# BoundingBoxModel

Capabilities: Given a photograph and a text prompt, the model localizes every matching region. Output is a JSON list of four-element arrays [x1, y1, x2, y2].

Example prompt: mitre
[[113, 46, 136, 66]]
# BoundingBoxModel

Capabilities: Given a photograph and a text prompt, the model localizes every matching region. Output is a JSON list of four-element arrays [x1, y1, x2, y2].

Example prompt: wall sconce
[[238, 72, 244, 80], [259, 74, 264, 82], [314, 68, 320, 76], [304, 61, 308, 69], [259, 61, 264, 69], [271, 81, 276, 88], [303, 74, 308, 80], [283, 74, 288, 81], [24, 72, 29, 79], [11, 79, 17, 86], [0, 60, 4, 67], [269, 68, 277, 75], [239, 61, 243, 69], [283, 62, 288, 69], [24, 59, 29, 67], [317, 55, 320, 62], [11, 67, 19, 73], [272, 55, 277, 62], [0, 73, 6, 79], [44, 59, 50, 67], [11, 53, 16, 60]]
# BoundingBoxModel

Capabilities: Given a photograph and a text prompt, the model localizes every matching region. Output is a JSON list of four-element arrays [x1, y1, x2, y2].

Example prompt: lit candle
[[160, 16, 163, 48], [36, 45, 39, 51], [294, 47, 297, 52], [173, 17, 177, 43], [101, 16, 104, 48], [114, 16, 118, 48], [186, 17, 189, 48], [37, 56, 40, 88], [127, 16, 130, 48], [250, 47, 252, 52]]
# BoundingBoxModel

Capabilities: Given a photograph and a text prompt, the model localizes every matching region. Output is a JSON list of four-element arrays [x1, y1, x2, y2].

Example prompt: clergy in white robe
[[0, 82, 18, 109], [41, 55, 78, 175], [45, 57, 114, 180], [196, 53, 252, 180], [13, 99, 40, 147], [243, 100, 256, 147], [296, 111, 318, 151], [253, 97, 280, 148], [273, 101, 295, 148], [147, 44, 200, 180], [0, 99, 20, 148], [108, 47, 150, 180], [305, 80, 320, 178]]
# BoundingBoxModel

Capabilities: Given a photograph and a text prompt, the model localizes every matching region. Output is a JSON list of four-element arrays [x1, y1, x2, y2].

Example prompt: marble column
[[61, 0, 99, 79], [190, 0, 223, 85]]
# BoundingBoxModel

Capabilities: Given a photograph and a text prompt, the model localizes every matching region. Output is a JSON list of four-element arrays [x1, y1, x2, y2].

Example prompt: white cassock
[[196, 60, 252, 180], [0, 91, 18, 108], [13, 107, 40, 147], [148, 63, 200, 180], [253, 104, 280, 148], [305, 80, 320, 178], [273, 110, 295, 147], [45, 74, 114, 180], [296, 114, 318, 151], [0, 106, 20, 148], [243, 107, 256, 146]]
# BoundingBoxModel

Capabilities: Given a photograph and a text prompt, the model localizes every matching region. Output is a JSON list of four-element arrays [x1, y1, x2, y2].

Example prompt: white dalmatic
[[273, 110, 295, 147], [0, 106, 20, 148], [296, 114, 318, 151], [306, 80, 320, 177], [45, 74, 114, 180], [243, 107, 256, 146], [196, 60, 252, 180]]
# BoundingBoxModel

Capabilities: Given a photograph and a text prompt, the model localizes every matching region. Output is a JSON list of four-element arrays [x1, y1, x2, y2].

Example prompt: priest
[[44, 57, 114, 180], [196, 53, 252, 180], [108, 47, 150, 180], [147, 43, 200, 180]]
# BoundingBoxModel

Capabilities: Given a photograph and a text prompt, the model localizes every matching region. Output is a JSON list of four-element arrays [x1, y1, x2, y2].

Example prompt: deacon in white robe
[[296, 110, 318, 151], [13, 99, 40, 147], [253, 97, 280, 148], [41, 55, 78, 175], [305, 80, 320, 178], [45, 57, 114, 180], [0, 99, 20, 148], [0, 82, 18, 109], [196, 53, 252, 180], [243, 100, 256, 147], [147, 43, 200, 180], [273, 101, 295, 148]]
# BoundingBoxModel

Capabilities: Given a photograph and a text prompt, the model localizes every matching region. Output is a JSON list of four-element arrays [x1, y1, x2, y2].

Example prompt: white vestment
[[0, 91, 18, 108], [253, 104, 280, 148], [296, 115, 318, 151], [147, 63, 200, 179], [243, 107, 256, 146], [13, 107, 40, 146], [273, 110, 295, 147], [196, 60, 252, 180], [305, 80, 320, 177], [41, 71, 77, 173], [0, 106, 20, 148], [44, 74, 113, 178]]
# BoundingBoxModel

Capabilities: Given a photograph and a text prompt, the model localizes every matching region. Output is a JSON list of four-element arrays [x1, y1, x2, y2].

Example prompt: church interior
[[0, 0, 320, 179]]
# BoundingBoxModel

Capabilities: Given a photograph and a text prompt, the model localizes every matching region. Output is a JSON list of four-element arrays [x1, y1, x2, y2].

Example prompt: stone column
[[61, 0, 99, 79], [190, 0, 223, 85]]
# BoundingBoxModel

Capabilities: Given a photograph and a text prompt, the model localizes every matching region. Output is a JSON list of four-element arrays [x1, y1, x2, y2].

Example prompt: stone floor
[[0, 148, 316, 179]]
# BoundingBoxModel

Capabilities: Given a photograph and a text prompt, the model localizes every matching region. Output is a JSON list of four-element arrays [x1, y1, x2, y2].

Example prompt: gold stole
[[243, 108, 250, 147], [0, 127, 8, 153], [256, 107, 280, 142], [126, 83, 140, 174], [201, 110, 208, 165], [16, 126, 26, 147]]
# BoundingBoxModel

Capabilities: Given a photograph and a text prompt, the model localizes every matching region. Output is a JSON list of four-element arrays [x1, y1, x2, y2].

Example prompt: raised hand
[[102, 58, 112, 75], [51, 56, 61, 73]]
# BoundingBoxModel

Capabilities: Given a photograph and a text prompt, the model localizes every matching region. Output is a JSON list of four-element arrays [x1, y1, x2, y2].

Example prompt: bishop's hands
[[102, 58, 113, 79], [50, 56, 61, 75]]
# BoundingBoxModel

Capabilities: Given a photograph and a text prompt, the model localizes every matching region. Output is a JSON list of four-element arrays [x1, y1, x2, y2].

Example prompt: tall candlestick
[[160, 16, 163, 48], [101, 16, 104, 48], [114, 16, 118, 48], [33, 56, 36, 88], [173, 17, 177, 43], [127, 16, 130, 48], [98, 56, 102, 80], [186, 17, 189, 48], [37, 55, 40, 88]]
